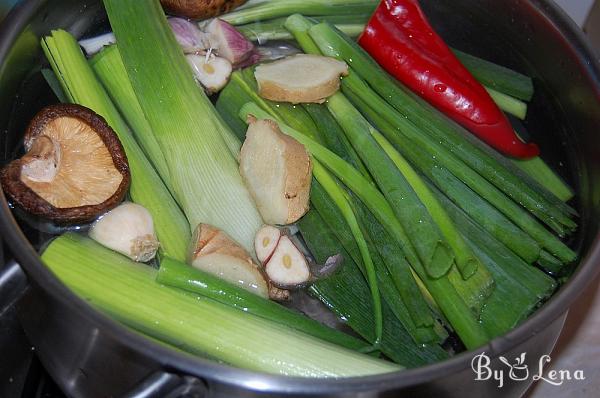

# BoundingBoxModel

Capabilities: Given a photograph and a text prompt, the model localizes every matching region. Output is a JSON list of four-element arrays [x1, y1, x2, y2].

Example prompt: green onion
[[308, 23, 577, 235], [43, 233, 400, 376], [303, 103, 373, 182], [344, 87, 543, 264], [339, 68, 575, 264], [326, 93, 455, 279], [310, 181, 441, 343], [311, 163, 382, 347], [239, 103, 489, 349], [220, 0, 378, 25], [285, 14, 454, 278], [238, 15, 367, 42], [452, 49, 534, 101], [41, 29, 189, 262], [372, 130, 480, 280], [485, 86, 527, 120], [104, 0, 263, 254], [299, 210, 450, 367], [537, 250, 564, 274], [157, 256, 370, 351], [433, 189, 557, 336], [512, 157, 575, 202]]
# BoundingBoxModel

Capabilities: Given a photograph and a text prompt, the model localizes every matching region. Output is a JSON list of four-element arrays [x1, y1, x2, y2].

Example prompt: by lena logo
[[471, 352, 585, 388]]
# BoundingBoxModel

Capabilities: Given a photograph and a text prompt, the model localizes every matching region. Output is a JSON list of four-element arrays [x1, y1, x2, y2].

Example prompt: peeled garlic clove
[[265, 235, 311, 288], [89, 202, 159, 262], [255, 225, 281, 264], [186, 53, 232, 94]]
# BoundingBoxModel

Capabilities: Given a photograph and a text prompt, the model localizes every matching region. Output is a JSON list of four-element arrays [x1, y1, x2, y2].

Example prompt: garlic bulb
[[89, 202, 159, 262]]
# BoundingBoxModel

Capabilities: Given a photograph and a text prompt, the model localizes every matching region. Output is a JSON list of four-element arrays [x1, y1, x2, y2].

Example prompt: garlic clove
[[265, 235, 311, 288], [186, 53, 232, 94], [89, 202, 159, 262], [255, 225, 281, 264], [168, 17, 213, 54], [205, 18, 255, 67]]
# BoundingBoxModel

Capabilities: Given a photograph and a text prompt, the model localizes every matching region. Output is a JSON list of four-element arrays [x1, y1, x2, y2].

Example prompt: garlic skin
[[89, 202, 159, 262], [168, 17, 213, 54], [205, 18, 255, 67]]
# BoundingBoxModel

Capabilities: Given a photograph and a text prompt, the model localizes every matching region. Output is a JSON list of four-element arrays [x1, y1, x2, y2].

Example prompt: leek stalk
[[42, 233, 400, 376], [104, 0, 263, 254], [157, 257, 370, 351], [90, 45, 170, 181], [309, 180, 440, 344], [371, 130, 481, 280], [41, 30, 189, 262]]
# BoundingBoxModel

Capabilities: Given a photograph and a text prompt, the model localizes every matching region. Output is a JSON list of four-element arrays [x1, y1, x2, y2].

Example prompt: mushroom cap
[[1, 104, 130, 224], [160, 0, 247, 19]]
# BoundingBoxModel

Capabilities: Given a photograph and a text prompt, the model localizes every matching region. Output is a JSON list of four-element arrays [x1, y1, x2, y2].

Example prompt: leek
[[90, 45, 170, 182], [42, 233, 400, 376], [41, 30, 189, 262], [157, 257, 370, 351], [344, 87, 545, 264], [372, 130, 481, 280], [104, 0, 263, 254]]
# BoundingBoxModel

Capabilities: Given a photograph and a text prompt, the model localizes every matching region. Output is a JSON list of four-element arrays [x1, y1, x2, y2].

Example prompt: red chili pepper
[[358, 0, 539, 158]]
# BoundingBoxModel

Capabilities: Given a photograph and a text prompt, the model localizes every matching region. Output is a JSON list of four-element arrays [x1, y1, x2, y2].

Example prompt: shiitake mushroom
[[1, 104, 130, 224], [160, 0, 247, 20]]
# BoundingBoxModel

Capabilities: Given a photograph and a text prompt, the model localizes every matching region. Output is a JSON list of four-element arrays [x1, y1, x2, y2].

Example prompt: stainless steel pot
[[1, 1, 599, 397]]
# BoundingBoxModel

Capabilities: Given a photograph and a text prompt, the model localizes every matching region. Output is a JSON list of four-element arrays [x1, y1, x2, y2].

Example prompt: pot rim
[[1, 0, 599, 394]]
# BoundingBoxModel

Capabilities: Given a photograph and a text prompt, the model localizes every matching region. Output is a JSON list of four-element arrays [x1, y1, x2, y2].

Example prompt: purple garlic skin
[[168, 17, 212, 54], [206, 18, 255, 68]]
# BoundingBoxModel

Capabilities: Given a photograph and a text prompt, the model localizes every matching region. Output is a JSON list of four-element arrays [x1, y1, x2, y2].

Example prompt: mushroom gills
[[20, 116, 124, 208], [21, 135, 61, 183]]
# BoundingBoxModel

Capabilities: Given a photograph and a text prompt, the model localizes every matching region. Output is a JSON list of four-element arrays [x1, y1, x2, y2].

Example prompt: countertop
[[527, 276, 600, 397]]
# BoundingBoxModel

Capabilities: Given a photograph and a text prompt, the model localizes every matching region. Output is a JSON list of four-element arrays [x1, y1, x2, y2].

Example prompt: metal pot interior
[[1, 0, 600, 396]]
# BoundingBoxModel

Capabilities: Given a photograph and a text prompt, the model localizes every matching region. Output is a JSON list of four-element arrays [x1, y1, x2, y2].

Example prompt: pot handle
[[124, 370, 208, 398], [0, 259, 29, 313]]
